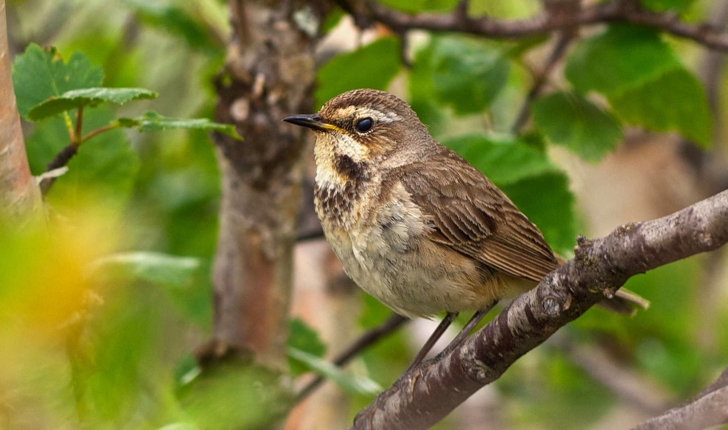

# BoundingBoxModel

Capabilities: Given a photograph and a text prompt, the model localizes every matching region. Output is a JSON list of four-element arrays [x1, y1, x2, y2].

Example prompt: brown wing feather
[[395, 148, 559, 283]]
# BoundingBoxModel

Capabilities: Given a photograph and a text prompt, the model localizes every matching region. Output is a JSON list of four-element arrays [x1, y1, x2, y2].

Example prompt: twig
[[366, 1, 728, 52], [40, 144, 78, 195], [74, 106, 84, 145], [295, 313, 408, 402], [349, 189, 728, 430], [511, 32, 573, 133], [39, 120, 118, 196], [80, 123, 118, 143]]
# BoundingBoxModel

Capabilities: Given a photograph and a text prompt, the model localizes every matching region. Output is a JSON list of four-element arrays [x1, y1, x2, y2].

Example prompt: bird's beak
[[282, 114, 340, 132]]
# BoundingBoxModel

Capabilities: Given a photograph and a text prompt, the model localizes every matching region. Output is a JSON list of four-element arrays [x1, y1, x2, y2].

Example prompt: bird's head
[[283, 89, 434, 170]]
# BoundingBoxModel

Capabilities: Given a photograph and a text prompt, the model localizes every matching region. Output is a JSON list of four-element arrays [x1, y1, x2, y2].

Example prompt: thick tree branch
[[350, 190, 728, 430], [367, 1, 728, 51]]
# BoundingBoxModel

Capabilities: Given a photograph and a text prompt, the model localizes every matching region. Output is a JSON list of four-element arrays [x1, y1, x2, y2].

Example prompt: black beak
[[282, 114, 336, 131]]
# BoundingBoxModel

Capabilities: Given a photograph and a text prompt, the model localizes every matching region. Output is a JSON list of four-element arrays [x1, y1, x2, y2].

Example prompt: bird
[[283, 88, 648, 369]]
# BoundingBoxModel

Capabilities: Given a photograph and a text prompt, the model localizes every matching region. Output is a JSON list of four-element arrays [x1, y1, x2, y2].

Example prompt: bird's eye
[[355, 117, 373, 133]]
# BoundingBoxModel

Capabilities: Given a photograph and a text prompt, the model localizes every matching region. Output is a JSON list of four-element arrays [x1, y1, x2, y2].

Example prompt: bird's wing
[[395, 149, 559, 282]]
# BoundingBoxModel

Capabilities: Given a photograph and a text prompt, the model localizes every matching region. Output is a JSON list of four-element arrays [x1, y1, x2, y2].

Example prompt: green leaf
[[28, 87, 158, 121], [12, 44, 104, 118], [315, 37, 401, 108], [565, 24, 712, 147], [531, 92, 622, 161], [376, 0, 458, 13], [500, 172, 576, 254], [25, 107, 139, 206], [118, 112, 241, 139], [287, 347, 382, 396], [321, 7, 345, 34], [640, 0, 694, 13], [608, 68, 711, 147], [443, 133, 557, 185], [503, 35, 550, 59], [469, 0, 542, 19], [288, 318, 327, 376], [88, 252, 201, 287], [430, 36, 510, 115], [409, 39, 445, 136], [565, 25, 681, 96]]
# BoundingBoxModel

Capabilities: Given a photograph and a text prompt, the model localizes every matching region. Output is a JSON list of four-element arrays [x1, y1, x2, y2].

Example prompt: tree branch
[[367, 1, 728, 51], [691, 366, 728, 403], [350, 190, 728, 430], [295, 313, 408, 402], [632, 367, 728, 430], [511, 31, 573, 133]]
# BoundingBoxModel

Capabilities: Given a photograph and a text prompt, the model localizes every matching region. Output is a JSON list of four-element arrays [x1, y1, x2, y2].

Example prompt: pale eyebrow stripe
[[331, 106, 402, 124]]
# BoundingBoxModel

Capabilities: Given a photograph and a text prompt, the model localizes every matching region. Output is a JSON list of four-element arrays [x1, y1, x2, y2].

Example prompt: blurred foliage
[[315, 36, 402, 109], [2, 0, 727, 429], [565, 24, 711, 146], [531, 92, 622, 162]]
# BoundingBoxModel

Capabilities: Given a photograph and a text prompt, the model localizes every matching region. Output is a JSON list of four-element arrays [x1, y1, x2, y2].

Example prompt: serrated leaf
[[443, 133, 557, 185], [12, 44, 104, 118], [565, 25, 681, 96], [608, 68, 711, 147], [88, 252, 201, 287], [288, 318, 327, 376], [315, 37, 401, 108], [532, 92, 622, 161], [430, 35, 510, 115], [500, 172, 576, 254], [118, 112, 241, 139], [287, 347, 381, 396], [28, 88, 158, 121], [565, 24, 711, 147]]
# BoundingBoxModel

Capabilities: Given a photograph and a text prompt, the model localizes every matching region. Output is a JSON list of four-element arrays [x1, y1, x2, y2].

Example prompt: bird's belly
[[324, 217, 502, 319]]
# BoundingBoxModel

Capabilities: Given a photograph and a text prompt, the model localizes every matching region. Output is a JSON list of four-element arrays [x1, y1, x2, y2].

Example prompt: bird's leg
[[441, 300, 498, 356], [405, 312, 458, 373]]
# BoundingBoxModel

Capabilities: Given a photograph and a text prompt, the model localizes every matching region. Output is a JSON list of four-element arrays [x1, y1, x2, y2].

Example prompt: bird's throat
[[314, 155, 370, 228]]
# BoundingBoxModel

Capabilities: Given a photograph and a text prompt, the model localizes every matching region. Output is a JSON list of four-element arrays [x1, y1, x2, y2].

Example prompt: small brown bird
[[284, 89, 647, 367]]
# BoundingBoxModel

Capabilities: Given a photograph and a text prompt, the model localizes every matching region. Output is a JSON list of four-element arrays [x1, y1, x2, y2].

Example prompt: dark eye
[[355, 117, 373, 133]]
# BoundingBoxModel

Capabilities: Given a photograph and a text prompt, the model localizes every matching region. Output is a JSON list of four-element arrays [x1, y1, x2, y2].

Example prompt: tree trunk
[[205, 0, 325, 370], [0, 0, 41, 219]]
